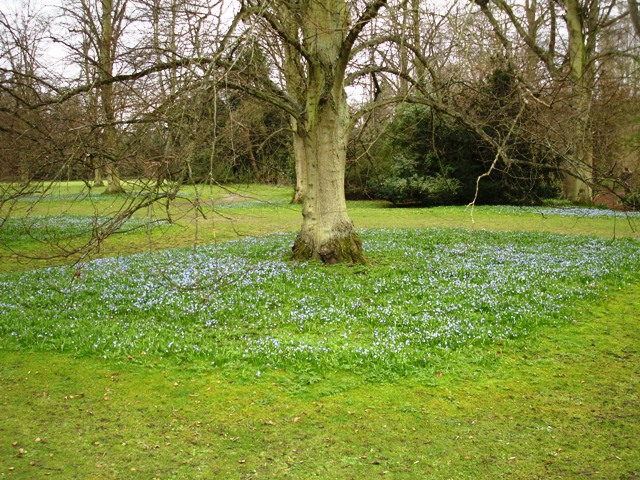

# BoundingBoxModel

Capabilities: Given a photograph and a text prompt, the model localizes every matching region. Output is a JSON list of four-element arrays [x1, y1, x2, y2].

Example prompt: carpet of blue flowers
[[1, 226, 638, 373], [492, 205, 640, 218], [0, 215, 168, 244]]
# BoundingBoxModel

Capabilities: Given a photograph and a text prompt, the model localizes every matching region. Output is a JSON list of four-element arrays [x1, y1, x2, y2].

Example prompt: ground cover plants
[[1, 184, 639, 478], [1, 229, 639, 377], [2, 183, 638, 274]]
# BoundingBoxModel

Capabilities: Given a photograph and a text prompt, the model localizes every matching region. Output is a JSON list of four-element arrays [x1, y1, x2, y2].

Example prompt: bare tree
[[0, 0, 53, 184], [230, 0, 388, 264], [473, 0, 632, 204]]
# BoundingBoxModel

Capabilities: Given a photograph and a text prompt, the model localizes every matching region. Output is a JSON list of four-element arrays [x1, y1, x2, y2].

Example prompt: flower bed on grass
[[1, 228, 638, 374]]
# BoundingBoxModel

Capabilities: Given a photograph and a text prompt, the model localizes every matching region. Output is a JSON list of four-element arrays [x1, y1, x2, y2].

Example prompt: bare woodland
[[1, 0, 639, 263]]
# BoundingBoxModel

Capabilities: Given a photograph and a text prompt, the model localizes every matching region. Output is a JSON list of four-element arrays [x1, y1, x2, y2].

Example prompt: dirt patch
[[218, 194, 247, 204], [593, 191, 626, 211]]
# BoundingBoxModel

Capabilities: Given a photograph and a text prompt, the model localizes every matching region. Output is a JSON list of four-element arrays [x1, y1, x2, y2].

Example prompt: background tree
[[0, 1, 53, 185], [629, 0, 640, 38], [474, 0, 636, 204]]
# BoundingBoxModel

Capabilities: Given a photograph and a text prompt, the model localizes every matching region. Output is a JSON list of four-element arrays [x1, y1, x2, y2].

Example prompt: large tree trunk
[[251, 0, 386, 262], [285, 0, 373, 263], [291, 89, 366, 264]]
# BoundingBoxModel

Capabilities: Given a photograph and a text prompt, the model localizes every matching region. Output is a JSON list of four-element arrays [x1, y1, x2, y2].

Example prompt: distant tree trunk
[[629, 0, 640, 39], [242, 125, 261, 181], [20, 160, 31, 185], [562, 87, 593, 204], [94, 166, 104, 186], [480, 0, 599, 203], [563, 0, 594, 203], [104, 161, 124, 194], [99, 0, 125, 194]]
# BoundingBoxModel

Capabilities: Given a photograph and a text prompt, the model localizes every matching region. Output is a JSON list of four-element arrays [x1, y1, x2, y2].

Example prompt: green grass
[[0, 182, 639, 478], [1, 285, 638, 478], [1, 182, 638, 273], [2, 228, 638, 373]]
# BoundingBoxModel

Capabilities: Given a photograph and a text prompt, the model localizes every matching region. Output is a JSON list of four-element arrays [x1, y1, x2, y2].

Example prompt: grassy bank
[[2, 228, 639, 372]]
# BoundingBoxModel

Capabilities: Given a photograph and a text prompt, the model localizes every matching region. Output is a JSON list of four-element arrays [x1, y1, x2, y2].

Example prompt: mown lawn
[[1, 182, 638, 272], [1, 284, 638, 478], [0, 183, 638, 478]]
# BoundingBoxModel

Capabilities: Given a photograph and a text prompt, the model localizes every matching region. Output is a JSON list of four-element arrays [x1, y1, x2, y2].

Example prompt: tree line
[[1, 0, 639, 263]]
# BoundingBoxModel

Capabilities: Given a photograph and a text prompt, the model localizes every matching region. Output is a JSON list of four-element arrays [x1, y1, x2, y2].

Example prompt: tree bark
[[561, 88, 593, 204], [104, 161, 124, 194], [291, 93, 366, 264], [284, 0, 384, 263], [629, 0, 640, 39], [99, 0, 125, 194], [563, 0, 594, 203], [242, 0, 385, 262], [94, 166, 104, 187], [291, 117, 305, 204]]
